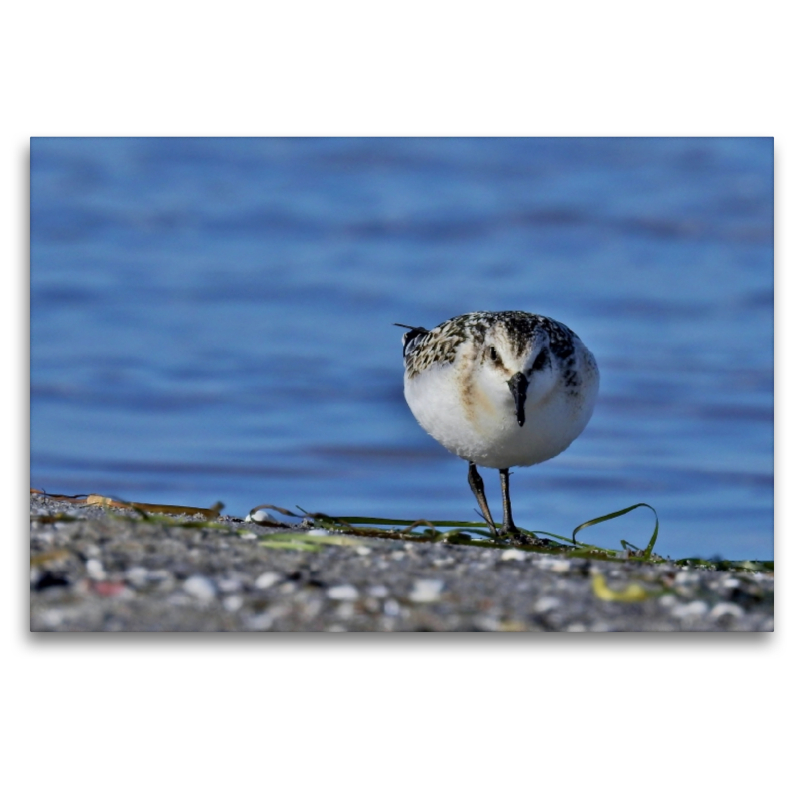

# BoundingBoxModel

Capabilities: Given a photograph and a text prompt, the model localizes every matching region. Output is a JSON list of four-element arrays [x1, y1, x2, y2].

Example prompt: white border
[[6, 2, 793, 795]]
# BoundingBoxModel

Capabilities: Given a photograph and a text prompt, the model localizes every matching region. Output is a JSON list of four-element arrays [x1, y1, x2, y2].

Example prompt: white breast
[[404, 346, 598, 470]]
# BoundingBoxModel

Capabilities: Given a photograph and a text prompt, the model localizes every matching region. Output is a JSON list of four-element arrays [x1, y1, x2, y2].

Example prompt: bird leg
[[499, 468, 542, 545], [498, 468, 519, 536], [467, 462, 497, 536]]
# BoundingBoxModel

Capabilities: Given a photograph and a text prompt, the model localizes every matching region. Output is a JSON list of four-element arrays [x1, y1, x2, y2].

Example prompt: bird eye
[[489, 347, 498, 362], [531, 349, 549, 371]]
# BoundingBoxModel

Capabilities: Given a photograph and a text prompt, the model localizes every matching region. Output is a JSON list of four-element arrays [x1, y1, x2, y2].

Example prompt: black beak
[[508, 372, 528, 426]]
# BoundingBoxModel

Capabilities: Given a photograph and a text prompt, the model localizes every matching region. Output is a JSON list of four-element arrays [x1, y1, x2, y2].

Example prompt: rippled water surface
[[30, 137, 773, 559]]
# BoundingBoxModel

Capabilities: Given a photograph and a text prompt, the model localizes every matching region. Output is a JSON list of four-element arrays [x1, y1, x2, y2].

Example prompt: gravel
[[29, 494, 774, 632]]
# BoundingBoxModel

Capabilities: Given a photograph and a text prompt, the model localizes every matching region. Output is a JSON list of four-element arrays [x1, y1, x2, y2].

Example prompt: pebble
[[500, 549, 526, 561], [671, 600, 709, 619], [335, 602, 356, 620], [409, 579, 444, 603], [125, 567, 150, 588], [299, 598, 323, 621], [566, 623, 587, 632], [383, 599, 401, 617], [245, 612, 274, 631], [473, 614, 500, 631], [92, 581, 128, 598], [223, 595, 243, 612], [254, 571, 281, 589], [85, 559, 106, 580], [534, 596, 561, 614], [327, 584, 359, 601], [39, 609, 65, 627], [168, 593, 193, 607], [246, 509, 280, 525], [183, 575, 217, 601], [709, 602, 745, 620]]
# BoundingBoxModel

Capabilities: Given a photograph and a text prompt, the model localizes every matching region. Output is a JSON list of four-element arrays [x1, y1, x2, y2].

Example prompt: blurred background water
[[30, 137, 773, 560]]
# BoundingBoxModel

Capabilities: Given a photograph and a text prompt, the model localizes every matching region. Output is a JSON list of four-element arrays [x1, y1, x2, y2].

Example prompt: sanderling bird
[[397, 311, 599, 540]]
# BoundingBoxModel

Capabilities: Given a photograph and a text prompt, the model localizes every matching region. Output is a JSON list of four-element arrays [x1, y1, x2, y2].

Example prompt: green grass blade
[[642, 507, 660, 557], [571, 503, 660, 556], [333, 515, 492, 529]]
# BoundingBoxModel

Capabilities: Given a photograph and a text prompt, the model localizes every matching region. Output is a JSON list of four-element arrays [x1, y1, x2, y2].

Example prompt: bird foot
[[495, 528, 550, 547]]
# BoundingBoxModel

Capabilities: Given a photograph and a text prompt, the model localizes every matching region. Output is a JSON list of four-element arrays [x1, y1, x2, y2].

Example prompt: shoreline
[[30, 494, 774, 632]]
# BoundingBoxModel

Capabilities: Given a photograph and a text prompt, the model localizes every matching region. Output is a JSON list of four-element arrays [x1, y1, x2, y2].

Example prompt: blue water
[[30, 137, 774, 560]]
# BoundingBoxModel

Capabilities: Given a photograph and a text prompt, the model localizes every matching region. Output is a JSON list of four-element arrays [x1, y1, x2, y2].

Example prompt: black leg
[[468, 462, 497, 535], [499, 468, 519, 535]]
